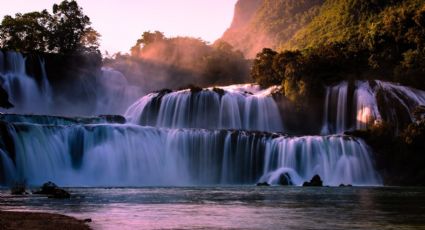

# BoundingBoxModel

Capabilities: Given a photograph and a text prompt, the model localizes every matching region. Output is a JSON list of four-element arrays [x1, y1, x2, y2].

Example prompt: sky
[[0, 0, 238, 54]]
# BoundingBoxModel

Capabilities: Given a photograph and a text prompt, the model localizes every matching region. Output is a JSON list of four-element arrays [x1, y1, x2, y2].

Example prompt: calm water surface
[[1, 186, 425, 229]]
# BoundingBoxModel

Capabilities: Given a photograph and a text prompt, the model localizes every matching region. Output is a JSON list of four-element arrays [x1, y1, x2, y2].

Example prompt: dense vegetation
[[348, 106, 425, 185], [252, 0, 425, 107], [105, 31, 250, 93], [221, 0, 324, 57], [0, 0, 100, 55]]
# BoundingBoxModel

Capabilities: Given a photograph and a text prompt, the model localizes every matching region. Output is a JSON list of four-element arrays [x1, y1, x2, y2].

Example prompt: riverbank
[[0, 211, 90, 230]]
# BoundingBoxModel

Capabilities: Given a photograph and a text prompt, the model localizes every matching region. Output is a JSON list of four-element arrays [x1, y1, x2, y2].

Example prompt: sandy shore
[[0, 211, 91, 230]]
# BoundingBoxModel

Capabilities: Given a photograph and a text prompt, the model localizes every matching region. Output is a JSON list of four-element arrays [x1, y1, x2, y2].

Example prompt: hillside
[[221, 0, 425, 57], [220, 0, 324, 58]]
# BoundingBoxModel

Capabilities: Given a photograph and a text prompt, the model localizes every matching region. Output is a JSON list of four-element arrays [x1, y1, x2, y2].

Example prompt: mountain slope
[[220, 0, 324, 58], [221, 0, 425, 57]]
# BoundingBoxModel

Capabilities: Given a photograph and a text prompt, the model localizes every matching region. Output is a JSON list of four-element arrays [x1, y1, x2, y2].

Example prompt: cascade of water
[[0, 118, 381, 186], [93, 68, 141, 115], [125, 84, 284, 132], [321, 80, 425, 134], [0, 51, 52, 114], [0, 52, 396, 187], [0, 51, 142, 116]]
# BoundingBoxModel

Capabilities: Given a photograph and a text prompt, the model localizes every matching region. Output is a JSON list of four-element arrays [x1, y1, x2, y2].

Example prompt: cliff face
[[220, 0, 263, 58], [220, 0, 324, 58], [227, 0, 262, 29]]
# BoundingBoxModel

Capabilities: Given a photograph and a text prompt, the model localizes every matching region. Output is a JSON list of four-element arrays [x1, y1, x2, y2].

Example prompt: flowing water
[[1, 186, 425, 230], [125, 84, 283, 132], [0, 52, 52, 114], [0, 51, 140, 115], [321, 80, 425, 134], [1, 52, 425, 229], [0, 115, 380, 187]]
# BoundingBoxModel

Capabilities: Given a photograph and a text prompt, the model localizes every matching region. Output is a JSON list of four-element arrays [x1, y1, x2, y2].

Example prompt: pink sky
[[0, 0, 238, 54]]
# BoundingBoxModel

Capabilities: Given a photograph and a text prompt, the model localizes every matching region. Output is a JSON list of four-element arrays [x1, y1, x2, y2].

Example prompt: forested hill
[[220, 0, 324, 58], [221, 0, 425, 58]]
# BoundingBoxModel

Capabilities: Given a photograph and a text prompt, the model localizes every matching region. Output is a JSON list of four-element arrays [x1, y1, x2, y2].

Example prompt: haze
[[0, 0, 237, 54]]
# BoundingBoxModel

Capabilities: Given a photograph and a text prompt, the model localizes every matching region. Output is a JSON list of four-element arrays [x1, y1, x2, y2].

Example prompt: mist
[[104, 32, 251, 94]]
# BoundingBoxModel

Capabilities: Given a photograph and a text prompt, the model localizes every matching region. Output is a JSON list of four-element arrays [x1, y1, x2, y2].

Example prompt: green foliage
[[251, 42, 368, 106], [251, 0, 425, 104], [221, 0, 324, 57], [290, 0, 399, 49], [251, 48, 279, 87], [130, 31, 165, 56], [401, 106, 425, 147], [105, 32, 250, 91], [0, 11, 52, 52], [0, 0, 100, 55], [252, 0, 324, 50]]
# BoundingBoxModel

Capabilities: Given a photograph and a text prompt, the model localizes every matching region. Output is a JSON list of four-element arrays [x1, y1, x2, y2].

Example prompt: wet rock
[[33, 181, 70, 199], [188, 84, 203, 93], [48, 188, 71, 199], [338, 184, 353, 187], [278, 173, 293, 186], [98, 115, 126, 124], [212, 87, 226, 96], [256, 182, 270, 186], [302, 175, 323, 187], [33, 181, 58, 194], [10, 183, 27, 195]]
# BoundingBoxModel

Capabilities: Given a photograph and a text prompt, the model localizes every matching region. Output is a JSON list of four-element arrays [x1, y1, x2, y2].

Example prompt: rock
[[339, 184, 353, 187], [47, 188, 71, 199], [33, 181, 71, 199], [33, 181, 58, 195], [188, 84, 203, 93], [212, 87, 226, 96], [10, 183, 27, 195], [278, 173, 293, 186], [83, 218, 92, 223], [256, 182, 270, 186], [98, 115, 126, 124], [302, 175, 323, 187]]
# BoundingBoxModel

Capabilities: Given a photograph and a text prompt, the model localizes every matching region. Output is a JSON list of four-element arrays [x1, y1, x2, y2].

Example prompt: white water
[[0, 52, 395, 188], [0, 52, 52, 114], [125, 84, 284, 132], [0, 51, 140, 116], [321, 80, 425, 134], [93, 67, 141, 115], [0, 119, 381, 186]]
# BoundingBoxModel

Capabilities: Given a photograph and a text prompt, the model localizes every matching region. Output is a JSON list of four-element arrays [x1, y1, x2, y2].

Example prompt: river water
[[1, 186, 424, 229]]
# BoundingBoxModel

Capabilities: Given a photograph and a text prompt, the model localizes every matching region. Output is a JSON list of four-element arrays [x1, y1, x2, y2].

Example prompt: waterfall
[[0, 51, 141, 116], [93, 67, 141, 115], [0, 114, 381, 186], [125, 84, 284, 132], [321, 80, 425, 134], [0, 51, 52, 114], [0, 52, 389, 187]]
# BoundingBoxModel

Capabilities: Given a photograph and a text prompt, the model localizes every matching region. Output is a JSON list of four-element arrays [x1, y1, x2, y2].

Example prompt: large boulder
[[278, 173, 293, 186], [10, 183, 27, 195], [33, 181, 71, 199], [256, 182, 270, 186], [302, 175, 323, 187]]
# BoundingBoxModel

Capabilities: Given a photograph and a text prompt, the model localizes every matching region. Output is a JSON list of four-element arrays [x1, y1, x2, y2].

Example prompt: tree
[[50, 0, 99, 54], [250, 48, 279, 87], [130, 31, 165, 56], [0, 10, 52, 52], [0, 0, 100, 54]]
